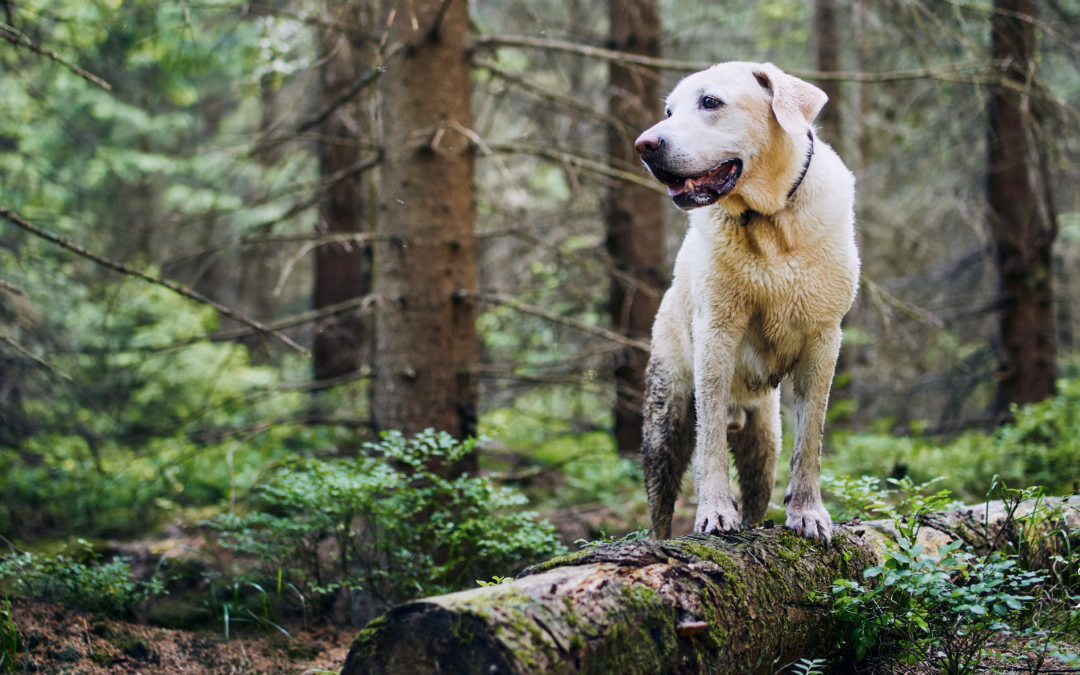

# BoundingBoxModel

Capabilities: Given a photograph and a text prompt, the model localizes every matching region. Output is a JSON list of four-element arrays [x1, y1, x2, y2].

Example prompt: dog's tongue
[[667, 162, 737, 197]]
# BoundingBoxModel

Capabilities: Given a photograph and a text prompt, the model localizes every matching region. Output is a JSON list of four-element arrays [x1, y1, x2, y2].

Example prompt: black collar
[[740, 129, 814, 227], [786, 129, 815, 200]]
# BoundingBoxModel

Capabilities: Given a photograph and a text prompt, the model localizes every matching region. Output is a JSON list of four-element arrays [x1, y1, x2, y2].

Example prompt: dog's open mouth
[[648, 159, 742, 209]]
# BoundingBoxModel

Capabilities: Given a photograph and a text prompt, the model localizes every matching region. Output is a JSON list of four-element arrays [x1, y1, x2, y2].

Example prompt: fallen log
[[342, 498, 1079, 675]]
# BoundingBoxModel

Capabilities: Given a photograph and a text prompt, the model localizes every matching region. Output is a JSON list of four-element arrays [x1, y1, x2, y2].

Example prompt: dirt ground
[[9, 596, 354, 675]]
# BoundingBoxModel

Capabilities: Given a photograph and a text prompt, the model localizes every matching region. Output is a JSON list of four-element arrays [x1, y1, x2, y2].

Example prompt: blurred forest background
[[2, 0, 1080, 631]]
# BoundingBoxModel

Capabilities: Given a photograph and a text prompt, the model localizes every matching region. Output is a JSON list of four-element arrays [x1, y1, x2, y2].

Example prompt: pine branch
[[0, 21, 112, 90], [0, 205, 311, 356]]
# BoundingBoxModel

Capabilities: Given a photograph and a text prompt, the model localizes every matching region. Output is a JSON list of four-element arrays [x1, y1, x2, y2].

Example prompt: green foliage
[[822, 474, 962, 521], [829, 481, 1080, 673], [575, 526, 649, 549], [0, 594, 15, 675], [0, 282, 353, 540], [207, 430, 567, 612], [0, 541, 164, 618], [832, 537, 1042, 673], [827, 380, 1080, 502]]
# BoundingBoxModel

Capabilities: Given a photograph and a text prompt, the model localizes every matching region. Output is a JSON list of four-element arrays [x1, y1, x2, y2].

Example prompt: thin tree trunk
[[814, 0, 842, 151], [606, 0, 665, 457], [341, 498, 1080, 675], [313, 3, 373, 380], [987, 0, 1057, 413], [372, 0, 478, 467]]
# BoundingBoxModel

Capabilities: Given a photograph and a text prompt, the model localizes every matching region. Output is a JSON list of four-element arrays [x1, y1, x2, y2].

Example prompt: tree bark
[[340, 498, 1080, 675], [313, 2, 373, 381], [814, 0, 842, 151], [372, 0, 478, 460], [987, 0, 1057, 413], [606, 0, 665, 457]]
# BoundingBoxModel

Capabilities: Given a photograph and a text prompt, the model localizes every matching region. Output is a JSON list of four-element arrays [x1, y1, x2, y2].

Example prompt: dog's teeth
[[686, 179, 696, 189]]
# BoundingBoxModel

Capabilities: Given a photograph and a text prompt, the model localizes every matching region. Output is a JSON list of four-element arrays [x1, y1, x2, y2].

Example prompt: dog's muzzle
[[643, 158, 743, 210]]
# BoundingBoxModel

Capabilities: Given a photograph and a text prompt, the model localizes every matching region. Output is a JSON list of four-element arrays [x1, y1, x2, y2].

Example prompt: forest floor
[[10, 595, 352, 675]]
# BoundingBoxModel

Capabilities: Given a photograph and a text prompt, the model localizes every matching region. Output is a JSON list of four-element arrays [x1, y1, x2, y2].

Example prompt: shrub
[[207, 429, 567, 613], [826, 379, 1080, 501], [829, 482, 1080, 675], [0, 541, 164, 618]]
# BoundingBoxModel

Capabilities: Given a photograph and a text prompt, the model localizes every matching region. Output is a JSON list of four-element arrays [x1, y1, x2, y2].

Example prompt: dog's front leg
[[692, 318, 743, 535], [786, 326, 842, 544]]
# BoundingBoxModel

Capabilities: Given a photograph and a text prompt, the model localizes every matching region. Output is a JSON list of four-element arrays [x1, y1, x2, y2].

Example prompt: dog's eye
[[701, 96, 723, 111], [666, 108, 672, 117]]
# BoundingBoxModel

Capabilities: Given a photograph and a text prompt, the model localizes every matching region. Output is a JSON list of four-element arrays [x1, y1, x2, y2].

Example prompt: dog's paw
[[785, 501, 833, 544], [695, 501, 742, 535]]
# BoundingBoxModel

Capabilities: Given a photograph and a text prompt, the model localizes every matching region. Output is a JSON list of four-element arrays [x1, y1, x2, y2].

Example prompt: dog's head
[[636, 62, 827, 211]]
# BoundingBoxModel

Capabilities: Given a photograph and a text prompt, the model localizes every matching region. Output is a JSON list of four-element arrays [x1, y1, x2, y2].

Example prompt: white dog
[[636, 62, 859, 543]]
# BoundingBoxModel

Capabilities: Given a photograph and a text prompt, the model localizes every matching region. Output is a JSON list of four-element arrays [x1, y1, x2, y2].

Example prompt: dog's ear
[[752, 63, 828, 136]]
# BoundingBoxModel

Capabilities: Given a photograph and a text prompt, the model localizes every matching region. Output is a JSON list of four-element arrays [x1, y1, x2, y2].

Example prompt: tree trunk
[[606, 0, 665, 457], [372, 0, 478, 461], [313, 3, 373, 381], [814, 0, 853, 422], [340, 498, 1080, 675], [814, 0, 842, 151], [987, 0, 1057, 413]]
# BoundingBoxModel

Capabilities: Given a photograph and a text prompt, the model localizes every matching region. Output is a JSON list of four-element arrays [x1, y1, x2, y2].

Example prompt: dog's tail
[[641, 359, 695, 540]]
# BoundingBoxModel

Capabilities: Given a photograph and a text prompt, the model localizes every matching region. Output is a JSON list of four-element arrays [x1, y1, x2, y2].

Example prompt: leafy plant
[[832, 536, 1042, 674], [575, 526, 650, 549], [0, 593, 15, 675], [822, 473, 962, 521], [207, 429, 567, 616], [0, 541, 164, 618]]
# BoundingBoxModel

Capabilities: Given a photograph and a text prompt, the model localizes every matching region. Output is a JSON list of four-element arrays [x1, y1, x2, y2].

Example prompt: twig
[[477, 61, 637, 136], [427, 0, 454, 39], [296, 66, 382, 133], [861, 276, 945, 329], [0, 205, 310, 356], [485, 142, 665, 194], [459, 290, 650, 352], [0, 332, 72, 381], [0, 279, 26, 296], [274, 368, 372, 392], [0, 21, 112, 90], [205, 293, 378, 342], [188, 416, 374, 443], [473, 35, 979, 81]]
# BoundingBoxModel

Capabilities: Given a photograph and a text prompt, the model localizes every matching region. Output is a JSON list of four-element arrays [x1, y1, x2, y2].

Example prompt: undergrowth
[[0, 540, 163, 619], [206, 429, 567, 617], [827, 480, 1080, 674]]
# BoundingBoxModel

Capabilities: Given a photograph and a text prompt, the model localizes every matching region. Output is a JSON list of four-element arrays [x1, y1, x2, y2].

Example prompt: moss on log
[[341, 499, 1079, 675]]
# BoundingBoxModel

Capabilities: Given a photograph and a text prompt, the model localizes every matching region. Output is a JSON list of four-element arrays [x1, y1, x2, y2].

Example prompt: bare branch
[[296, 66, 382, 133], [275, 369, 373, 392], [861, 276, 946, 329], [477, 61, 637, 136], [0, 279, 27, 296], [484, 142, 665, 194], [473, 34, 980, 81], [459, 290, 650, 352], [0, 21, 112, 90], [0, 205, 311, 356], [206, 293, 378, 342], [0, 332, 72, 381]]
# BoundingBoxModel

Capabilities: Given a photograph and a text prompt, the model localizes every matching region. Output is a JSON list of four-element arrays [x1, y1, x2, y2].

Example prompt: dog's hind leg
[[641, 325, 695, 540], [729, 388, 782, 525]]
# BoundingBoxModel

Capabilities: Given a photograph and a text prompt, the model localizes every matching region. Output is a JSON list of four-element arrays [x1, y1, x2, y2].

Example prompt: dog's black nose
[[635, 133, 664, 156]]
